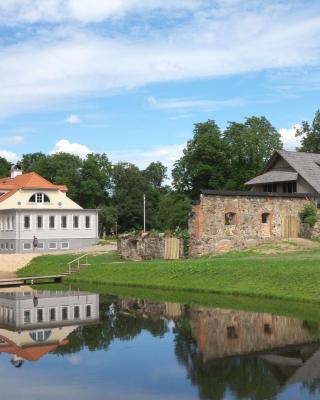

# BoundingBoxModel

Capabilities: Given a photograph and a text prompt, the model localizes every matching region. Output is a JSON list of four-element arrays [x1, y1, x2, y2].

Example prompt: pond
[[0, 289, 319, 400]]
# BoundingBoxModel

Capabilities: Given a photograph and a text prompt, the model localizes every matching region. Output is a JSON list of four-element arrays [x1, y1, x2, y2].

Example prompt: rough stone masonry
[[188, 190, 317, 257]]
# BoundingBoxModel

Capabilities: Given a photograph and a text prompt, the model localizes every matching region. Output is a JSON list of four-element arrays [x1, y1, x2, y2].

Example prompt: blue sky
[[0, 0, 320, 172]]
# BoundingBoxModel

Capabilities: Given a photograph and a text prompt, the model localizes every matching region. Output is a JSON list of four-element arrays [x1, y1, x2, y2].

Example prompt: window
[[74, 306, 80, 319], [7, 216, 10, 230], [227, 326, 238, 339], [225, 212, 236, 225], [37, 309, 44, 323], [49, 242, 57, 250], [23, 243, 31, 250], [73, 216, 79, 229], [24, 215, 30, 229], [11, 216, 15, 230], [1, 243, 4, 250], [262, 213, 270, 224], [85, 216, 91, 229], [49, 216, 55, 229], [61, 242, 69, 249], [283, 181, 297, 193], [10, 243, 14, 250], [5, 243, 8, 250], [62, 307, 68, 321], [49, 308, 56, 322], [61, 216, 67, 229], [264, 323, 272, 334], [37, 242, 44, 249], [263, 183, 277, 193], [37, 215, 43, 229], [86, 305, 92, 318], [29, 193, 50, 204], [24, 310, 31, 324]]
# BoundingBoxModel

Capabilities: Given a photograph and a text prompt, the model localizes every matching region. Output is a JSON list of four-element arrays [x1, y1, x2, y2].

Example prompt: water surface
[[0, 289, 320, 400]]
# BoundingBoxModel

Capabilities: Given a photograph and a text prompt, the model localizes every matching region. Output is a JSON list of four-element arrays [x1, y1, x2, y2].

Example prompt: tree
[[99, 205, 118, 236], [172, 120, 230, 198], [0, 157, 11, 178], [78, 153, 112, 209], [143, 162, 167, 189], [155, 192, 191, 230], [224, 116, 283, 189], [296, 110, 320, 152]]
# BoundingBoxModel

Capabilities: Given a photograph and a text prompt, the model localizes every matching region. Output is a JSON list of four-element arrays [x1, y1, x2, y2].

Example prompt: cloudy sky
[[0, 0, 320, 169]]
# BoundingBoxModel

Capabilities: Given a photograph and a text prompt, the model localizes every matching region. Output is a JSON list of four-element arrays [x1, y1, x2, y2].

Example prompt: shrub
[[300, 204, 318, 227]]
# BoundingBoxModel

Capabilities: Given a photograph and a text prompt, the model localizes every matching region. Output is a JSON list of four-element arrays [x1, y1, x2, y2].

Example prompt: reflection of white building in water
[[0, 291, 99, 366]]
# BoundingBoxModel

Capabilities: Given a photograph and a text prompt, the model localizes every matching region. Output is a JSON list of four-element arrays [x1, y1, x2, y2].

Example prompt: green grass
[[17, 247, 320, 304]]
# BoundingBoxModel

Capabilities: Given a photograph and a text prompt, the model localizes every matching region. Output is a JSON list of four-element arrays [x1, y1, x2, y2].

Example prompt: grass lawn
[[17, 244, 320, 304]]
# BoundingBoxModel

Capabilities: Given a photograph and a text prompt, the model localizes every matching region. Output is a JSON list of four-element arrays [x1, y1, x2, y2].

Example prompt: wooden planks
[[281, 215, 300, 238], [0, 275, 64, 287], [164, 238, 180, 260]]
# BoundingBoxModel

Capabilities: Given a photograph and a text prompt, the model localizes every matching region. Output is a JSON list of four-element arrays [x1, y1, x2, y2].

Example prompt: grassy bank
[[17, 244, 320, 303]]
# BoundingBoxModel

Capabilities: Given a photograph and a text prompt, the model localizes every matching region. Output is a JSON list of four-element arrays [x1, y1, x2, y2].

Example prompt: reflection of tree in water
[[54, 296, 168, 355], [53, 296, 320, 400]]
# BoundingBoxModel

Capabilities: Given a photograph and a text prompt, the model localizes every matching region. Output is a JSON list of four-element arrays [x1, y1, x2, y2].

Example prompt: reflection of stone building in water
[[190, 307, 317, 361], [0, 291, 99, 366], [118, 298, 185, 320]]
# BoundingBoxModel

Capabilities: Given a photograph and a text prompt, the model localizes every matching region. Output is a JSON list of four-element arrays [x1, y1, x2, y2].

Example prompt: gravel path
[[0, 243, 117, 278]]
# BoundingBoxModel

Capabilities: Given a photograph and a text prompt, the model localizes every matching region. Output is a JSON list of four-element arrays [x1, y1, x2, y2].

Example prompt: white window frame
[[61, 242, 69, 250], [73, 215, 80, 229], [61, 306, 69, 321], [37, 242, 44, 249], [24, 309, 32, 324], [86, 304, 92, 318], [28, 192, 51, 204], [73, 305, 81, 320], [49, 307, 57, 322], [36, 308, 44, 323], [49, 215, 56, 229], [36, 215, 44, 229], [23, 242, 32, 251], [24, 215, 31, 230], [85, 215, 91, 229], [48, 242, 57, 250], [60, 215, 68, 229]]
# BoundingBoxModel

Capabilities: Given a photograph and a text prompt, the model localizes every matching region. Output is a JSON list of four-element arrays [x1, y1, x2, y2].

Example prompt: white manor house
[[0, 166, 99, 253]]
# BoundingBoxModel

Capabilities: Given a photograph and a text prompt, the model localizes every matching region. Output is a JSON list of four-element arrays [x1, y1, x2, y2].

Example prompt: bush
[[300, 204, 318, 227]]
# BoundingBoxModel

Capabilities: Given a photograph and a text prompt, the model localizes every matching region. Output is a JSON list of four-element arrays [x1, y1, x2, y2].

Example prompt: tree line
[[0, 110, 319, 234]]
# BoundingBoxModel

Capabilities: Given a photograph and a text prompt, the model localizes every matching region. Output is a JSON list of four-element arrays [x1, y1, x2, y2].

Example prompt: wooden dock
[[0, 275, 64, 287]]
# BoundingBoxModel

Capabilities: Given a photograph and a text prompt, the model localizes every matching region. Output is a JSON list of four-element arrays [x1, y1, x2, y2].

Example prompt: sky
[[0, 0, 320, 173]]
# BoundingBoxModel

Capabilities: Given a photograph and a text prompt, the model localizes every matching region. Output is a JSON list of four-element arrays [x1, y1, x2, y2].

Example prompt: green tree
[[143, 162, 167, 189], [21, 152, 47, 172], [99, 205, 118, 236], [224, 116, 283, 189], [0, 157, 11, 178], [156, 192, 191, 230], [172, 120, 230, 198], [79, 153, 112, 209], [296, 110, 320, 152]]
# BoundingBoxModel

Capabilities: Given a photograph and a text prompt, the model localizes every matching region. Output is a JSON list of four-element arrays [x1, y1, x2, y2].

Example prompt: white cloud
[[50, 139, 92, 158], [66, 114, 81, 124], [0, 135, 24, 145], [0, 0, 202, 24], [147, 96, 244, 110], [0, 2, 318, 117], [0, 150, 19, 162], [279, 124, 302, 150], [110, 143, 185, 172]]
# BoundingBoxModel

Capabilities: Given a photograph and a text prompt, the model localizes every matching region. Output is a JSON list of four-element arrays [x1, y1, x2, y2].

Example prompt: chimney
[[11, 164, 23, 178]]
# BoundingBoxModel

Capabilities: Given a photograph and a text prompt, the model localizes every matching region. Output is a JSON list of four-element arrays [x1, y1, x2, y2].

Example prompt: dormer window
[[29, 193, 50, 204]]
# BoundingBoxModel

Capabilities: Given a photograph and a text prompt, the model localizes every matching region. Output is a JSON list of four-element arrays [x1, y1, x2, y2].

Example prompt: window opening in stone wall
[[264, 323, 272, 334], [225, 212, 236, 225], [262, 213, 270, 224]]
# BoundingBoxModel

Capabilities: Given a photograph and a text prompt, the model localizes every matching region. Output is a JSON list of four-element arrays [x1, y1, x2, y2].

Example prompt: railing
[[67, 254, 90, 274]]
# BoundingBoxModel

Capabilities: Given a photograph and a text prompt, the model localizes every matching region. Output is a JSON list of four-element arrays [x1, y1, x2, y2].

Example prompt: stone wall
[[189, 191, 315, 257], [117, 235, 183, 260]]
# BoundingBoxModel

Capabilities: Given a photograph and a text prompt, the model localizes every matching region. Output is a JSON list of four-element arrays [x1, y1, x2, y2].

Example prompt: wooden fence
[[281, 216, 300, 238], [164, 238, 180, 260]]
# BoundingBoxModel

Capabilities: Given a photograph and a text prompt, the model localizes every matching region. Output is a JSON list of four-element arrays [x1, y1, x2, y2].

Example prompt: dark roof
[[200, 189, 317, 199], [276, 151, 320, 194], [246, 170, 298, 185]]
